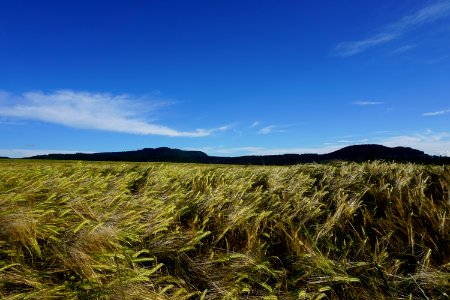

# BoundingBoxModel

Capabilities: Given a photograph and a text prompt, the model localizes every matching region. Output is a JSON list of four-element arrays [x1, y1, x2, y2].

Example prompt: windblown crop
[[0, 160, 449, 299]]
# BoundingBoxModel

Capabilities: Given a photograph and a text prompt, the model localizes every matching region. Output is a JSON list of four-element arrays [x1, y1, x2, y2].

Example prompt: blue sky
[[1, 0, 450, 157]]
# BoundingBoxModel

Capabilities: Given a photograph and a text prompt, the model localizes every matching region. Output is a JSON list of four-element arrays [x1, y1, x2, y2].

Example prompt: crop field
[[0, 160, 449, 299]]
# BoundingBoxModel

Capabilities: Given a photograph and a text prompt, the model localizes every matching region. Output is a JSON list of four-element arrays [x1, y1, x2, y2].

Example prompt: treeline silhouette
[[26, 144, 450, 165]]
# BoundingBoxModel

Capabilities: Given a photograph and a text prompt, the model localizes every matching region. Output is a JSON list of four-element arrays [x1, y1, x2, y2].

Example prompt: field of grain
[[0, 160, 449, 299]]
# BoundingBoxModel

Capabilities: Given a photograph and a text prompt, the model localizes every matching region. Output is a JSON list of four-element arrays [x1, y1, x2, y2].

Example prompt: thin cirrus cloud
[[259, 131, 450, 156], [193, 145, 344, 156], [194, 129, 450, 157], [258, 125, 285, 135], [335, 1, 450, 56], [353, 101, 384, 106], [0, 148, 92, 158], [257, 123, 299, 135], [250, 121, 260, 128], [423, 109, 450, 116], [0, 90, 229, 137], [390, 44, 416, 55], [379, 130, 450, 156]]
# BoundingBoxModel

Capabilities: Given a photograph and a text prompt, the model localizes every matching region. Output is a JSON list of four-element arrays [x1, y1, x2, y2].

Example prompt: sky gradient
[[1, 1, 450, 157]]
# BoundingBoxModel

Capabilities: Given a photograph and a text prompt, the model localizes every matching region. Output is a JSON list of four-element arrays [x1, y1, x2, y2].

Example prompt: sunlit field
[[0, 160, 449, 299]]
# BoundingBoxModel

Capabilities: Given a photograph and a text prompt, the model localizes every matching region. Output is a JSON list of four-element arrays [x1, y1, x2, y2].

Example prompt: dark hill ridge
[[323, 145, 425, 161], [28, 147, 209, 163], [26, 144, 450, 165]]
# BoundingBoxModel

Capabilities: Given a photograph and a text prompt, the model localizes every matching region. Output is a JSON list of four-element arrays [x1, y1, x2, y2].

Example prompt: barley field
[[0, 160, 449, 299]]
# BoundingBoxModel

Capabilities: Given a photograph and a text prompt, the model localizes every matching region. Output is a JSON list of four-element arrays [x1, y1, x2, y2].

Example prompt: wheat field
[[0, 160, 449, 299]]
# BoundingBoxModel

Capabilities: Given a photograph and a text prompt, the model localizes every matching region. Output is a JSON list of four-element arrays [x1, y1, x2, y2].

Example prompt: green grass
[[0, 160, 449, 299]]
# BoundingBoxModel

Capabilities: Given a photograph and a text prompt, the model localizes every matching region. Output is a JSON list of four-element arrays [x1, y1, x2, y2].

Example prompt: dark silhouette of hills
[[322, 144, 426, 161], [0, 156, 9, 159], [26, 144, 450, 165], [28, 147, 208, 163]]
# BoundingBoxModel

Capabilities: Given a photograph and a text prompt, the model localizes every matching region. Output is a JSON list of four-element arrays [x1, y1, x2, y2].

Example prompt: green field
[[0, 160, 449, 299]]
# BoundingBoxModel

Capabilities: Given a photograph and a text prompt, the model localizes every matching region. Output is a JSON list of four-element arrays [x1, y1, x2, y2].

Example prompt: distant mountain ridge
[[322, 145, 425, 161], [26, 144, 450, 165]]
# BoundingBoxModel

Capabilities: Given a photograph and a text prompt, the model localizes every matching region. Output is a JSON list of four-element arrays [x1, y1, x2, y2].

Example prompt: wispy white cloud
[[0, 148, 93, 158], [423, 53, 450, 64], [423, 109, 450, 116], [192, 145, 344, 156], [334, 138, 370, 144], [258, 123, 297, 135], [335, 1, 450, 56], [390, 44, 416, 55], [250, 121, 260, 128], [335, 33, 398, 57], [324, 130, 450, 156], [258, 125, 280, 135], [0, 90, 229, 137], [353, 101, 384, 106], [195, 130, 450, 157], [378, 130, 450, 156]]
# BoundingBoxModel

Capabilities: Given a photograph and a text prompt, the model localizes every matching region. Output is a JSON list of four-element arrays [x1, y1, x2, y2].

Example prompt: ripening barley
[[0, 160, 449, 299]]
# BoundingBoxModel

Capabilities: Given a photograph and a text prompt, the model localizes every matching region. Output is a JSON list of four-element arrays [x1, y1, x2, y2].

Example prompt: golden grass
[[0, 160, 449, 299]]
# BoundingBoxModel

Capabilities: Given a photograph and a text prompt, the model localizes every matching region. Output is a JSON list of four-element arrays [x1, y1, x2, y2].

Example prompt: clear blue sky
[[1, 0, 450, 157]]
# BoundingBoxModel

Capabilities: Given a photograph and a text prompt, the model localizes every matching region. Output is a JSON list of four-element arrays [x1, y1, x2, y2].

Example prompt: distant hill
[[26, 144, 450, 165], [27, 147, 209, 163], [322, 145, 426, 161], [0, 156, 9, 159]]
